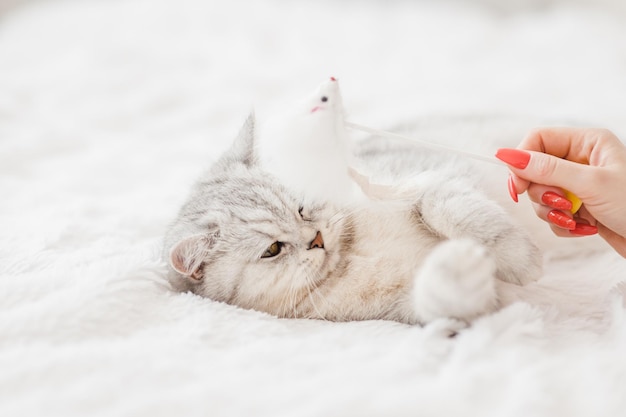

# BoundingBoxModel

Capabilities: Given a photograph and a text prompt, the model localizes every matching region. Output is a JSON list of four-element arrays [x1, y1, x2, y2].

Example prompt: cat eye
[[261, 241, 283, 259], [321, 96, 328, 102]]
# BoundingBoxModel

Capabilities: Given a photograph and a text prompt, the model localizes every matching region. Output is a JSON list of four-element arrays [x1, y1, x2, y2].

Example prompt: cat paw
[[413, 238, 498, 323], [423, 317, 468, 339], [493, 232, 543, 286]]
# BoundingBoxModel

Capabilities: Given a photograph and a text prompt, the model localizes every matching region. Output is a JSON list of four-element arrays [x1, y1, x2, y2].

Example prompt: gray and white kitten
[[163, 113, 542, 325]]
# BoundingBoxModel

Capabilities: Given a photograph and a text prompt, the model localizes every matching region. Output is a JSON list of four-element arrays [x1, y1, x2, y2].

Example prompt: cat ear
[[231, 111, 256, 167], [214, 112, 257, 171], [169, 230, 219, 281]]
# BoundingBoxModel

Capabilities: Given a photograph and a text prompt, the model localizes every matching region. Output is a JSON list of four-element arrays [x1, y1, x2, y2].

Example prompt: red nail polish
[[570, 224, 598, 236], [507, 175, 518, 203], [495, 148, 531, 169], [541, 192, 573, 211], [547, 210, 576, 230]]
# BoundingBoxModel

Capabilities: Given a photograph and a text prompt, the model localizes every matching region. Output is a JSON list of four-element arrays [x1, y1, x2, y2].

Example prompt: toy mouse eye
[[321, 96, 328, 102], [261, 241, 283, 259]]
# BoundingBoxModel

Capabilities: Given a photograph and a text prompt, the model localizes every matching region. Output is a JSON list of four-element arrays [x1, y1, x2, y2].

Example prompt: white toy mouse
[[257, 77, 363, 206]]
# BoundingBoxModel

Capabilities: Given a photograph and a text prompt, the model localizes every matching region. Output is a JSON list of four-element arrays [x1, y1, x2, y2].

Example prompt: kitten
[[163, 113, 542, 325]]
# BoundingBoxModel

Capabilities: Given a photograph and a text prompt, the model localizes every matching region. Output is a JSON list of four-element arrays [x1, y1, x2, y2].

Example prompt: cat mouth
[[300, 243, 332, 289]]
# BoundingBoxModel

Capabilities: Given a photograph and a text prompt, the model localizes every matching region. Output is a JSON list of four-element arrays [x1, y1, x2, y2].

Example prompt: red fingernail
[[507, 175, 518, 203], [495, 148, 531, 169], [547, 210, 576, 230], [570, 224, 598, 236], [541, 192, 573, 211]]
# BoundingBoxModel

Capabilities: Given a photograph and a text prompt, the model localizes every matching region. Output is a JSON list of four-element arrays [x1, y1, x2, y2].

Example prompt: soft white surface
[[1, 1, 626, 416]]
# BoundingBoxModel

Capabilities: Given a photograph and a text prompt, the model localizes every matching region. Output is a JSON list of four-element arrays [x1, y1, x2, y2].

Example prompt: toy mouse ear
[[348, 166, 399, 200], [169, 230, 219, 281]]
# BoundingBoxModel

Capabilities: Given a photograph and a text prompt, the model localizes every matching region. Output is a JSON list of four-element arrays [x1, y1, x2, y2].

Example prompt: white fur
[[3, 1, 626, 416]]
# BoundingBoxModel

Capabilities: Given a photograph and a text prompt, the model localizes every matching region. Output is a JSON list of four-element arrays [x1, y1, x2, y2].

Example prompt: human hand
[[495, 127, 626, 257]]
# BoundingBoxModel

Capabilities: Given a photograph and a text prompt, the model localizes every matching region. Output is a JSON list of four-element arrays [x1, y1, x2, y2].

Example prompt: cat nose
[[308, 231, 324, 250]]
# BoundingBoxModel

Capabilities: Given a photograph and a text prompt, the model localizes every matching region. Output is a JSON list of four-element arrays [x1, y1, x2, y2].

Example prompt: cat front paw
[[492, 231, 543, 286], [412, 238, 498, 323]]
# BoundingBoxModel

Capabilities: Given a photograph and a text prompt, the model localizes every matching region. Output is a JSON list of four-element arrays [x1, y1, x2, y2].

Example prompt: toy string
[[346, 121, 584, 212], [345, 121, 504, 167]]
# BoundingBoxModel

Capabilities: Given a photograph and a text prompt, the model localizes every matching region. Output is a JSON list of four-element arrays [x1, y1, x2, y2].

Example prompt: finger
[[527, 184, 572, 210], [533, 204, 597, 237], [572, 205, 597, 226], [534, 204, 576, 231], [519, 127, 622, 165], [495, 148, 593, 196], [548, 223, 582, 238], [509, 172, 530, 195], [547, 223, 596, 238], [506, 175, 576, 214], [534, 204, 579, 237]]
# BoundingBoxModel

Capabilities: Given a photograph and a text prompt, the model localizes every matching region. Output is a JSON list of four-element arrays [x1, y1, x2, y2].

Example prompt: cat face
[[165, 114, 354, 317]]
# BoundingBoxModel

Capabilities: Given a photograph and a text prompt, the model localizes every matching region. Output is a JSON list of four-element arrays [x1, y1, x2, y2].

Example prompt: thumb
[[495, 148, 590, 195]]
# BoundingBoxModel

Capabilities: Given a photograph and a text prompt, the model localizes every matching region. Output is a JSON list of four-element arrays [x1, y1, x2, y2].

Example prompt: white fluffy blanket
[[1, 1, 625, 416]]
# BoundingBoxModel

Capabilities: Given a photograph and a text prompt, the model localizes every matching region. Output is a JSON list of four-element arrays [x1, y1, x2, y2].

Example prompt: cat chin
[[300, 239, 338, 286], [311, 249, 337, 286]]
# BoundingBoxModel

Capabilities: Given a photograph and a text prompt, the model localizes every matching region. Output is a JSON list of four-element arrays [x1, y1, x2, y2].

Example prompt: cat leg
[[411, 172, 542, 285], [412, 238, 498, 323]]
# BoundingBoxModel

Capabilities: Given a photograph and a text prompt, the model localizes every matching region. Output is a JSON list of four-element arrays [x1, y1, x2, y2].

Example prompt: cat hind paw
[[413, 239, 498, 323]]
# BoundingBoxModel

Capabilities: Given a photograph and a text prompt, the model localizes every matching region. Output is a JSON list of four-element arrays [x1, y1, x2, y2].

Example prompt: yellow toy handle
[[564, 190, 582, 214]]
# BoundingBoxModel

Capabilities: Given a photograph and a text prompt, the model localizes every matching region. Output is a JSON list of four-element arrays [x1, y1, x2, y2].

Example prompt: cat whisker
[[301, 263, 334, 321], [278, 270, 300, 319], [304, 274, 327, 320], [327, 205, 366, 227], [293, 283, 301, 319], [289, 277, 299, 319]]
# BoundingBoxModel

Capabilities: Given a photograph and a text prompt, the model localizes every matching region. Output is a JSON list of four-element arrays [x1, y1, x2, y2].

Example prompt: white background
[[1, 1, 625, 416]]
